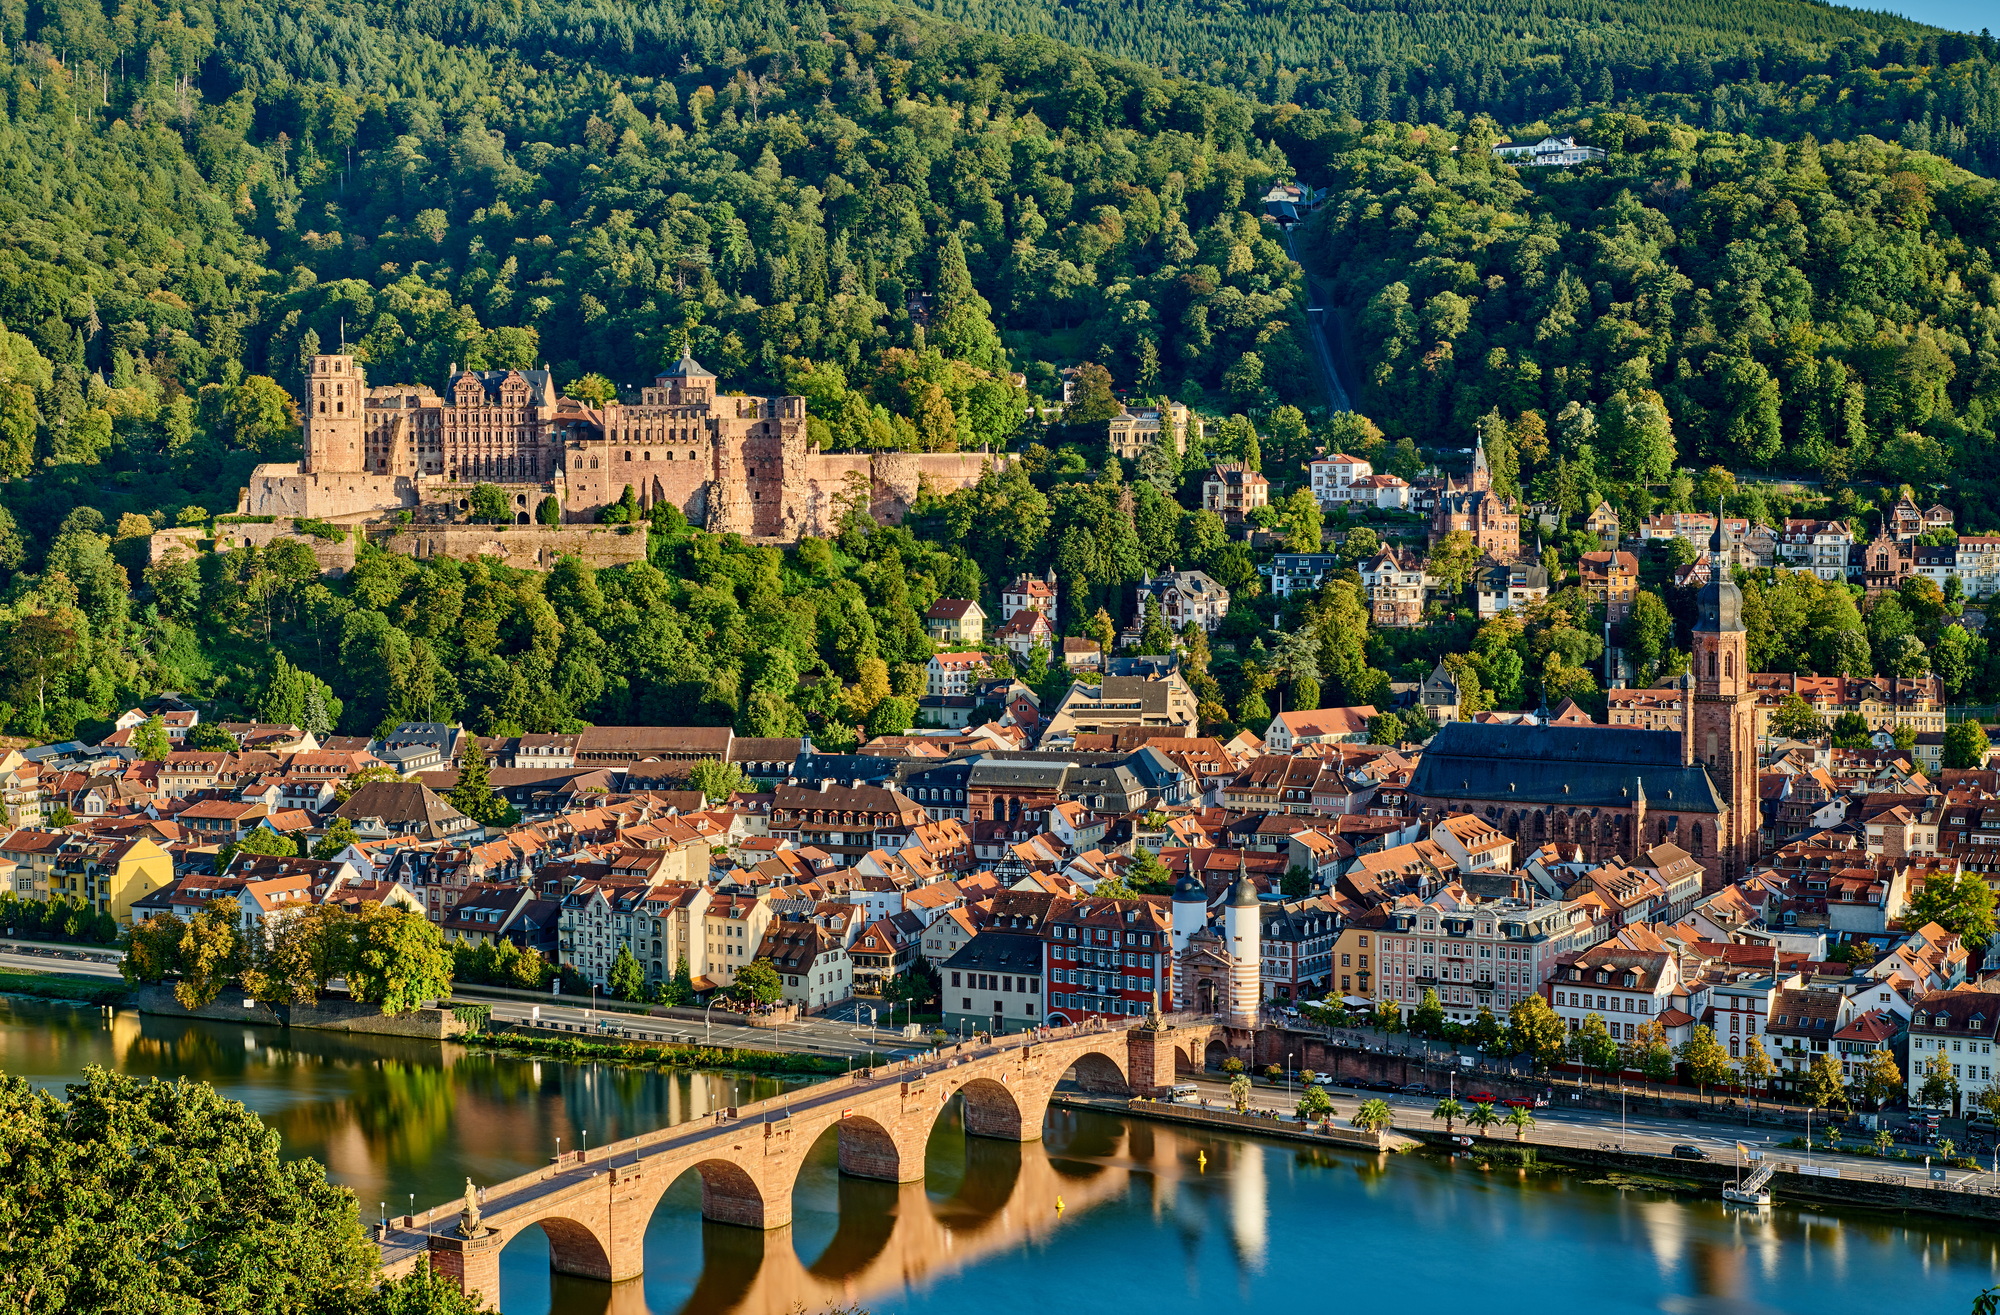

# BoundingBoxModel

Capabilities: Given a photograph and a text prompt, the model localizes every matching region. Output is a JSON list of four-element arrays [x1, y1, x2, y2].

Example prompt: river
[[4, 995, 1997, 1315]]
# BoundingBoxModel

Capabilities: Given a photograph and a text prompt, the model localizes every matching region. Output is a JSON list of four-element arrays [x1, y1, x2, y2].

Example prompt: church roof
[[1408, 722, 1724, 814]]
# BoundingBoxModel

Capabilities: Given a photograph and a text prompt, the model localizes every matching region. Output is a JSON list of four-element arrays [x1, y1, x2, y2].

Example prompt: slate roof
[[1408, 721, 1723, 814], [942, 931, 1045, 975]]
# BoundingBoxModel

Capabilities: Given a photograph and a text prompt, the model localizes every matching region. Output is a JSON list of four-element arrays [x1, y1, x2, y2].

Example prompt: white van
[[1165, 1083, 1201, 1104]]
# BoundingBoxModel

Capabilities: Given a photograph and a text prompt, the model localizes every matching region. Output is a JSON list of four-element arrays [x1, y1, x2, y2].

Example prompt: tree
[[1431, 1096, 1465, 1133], [1677, 1025, 1732, 1098], [1905, 870, 1998, 950], [1920, 1050, 1959, 1110], [1767, 694, 1828, 742], [1229, 1072, 1252, 1113], [687, 758, 750, 803], [175, 897, 247, 1009], [1801, 1052, 1849, 1111], [469, 483, 511, 523], [357, 1255, 492, 1315], [1831, 710, 1873, 747], [186, 722, 237, 752], [1469, 1006, 1505, 1051], [0, 1068, 382, 1313], [1858, 1048, 1903, 1110], [609, 946, 645, 1002], [1138, 595, 1174, 656], [1281, 865, 1312, 900], [730, 958, 783, 1006], [569, 373, 616, 407], [536, 496, 563, 527], [346, 905, 454, 1015], [129, 716, 172, 762], [312, 818, 359, 859], [1504, 1106, 1537, 1141], [244, 905, 356, 1006], [1352, 1098, 1394, 1133], [1464, 1101, 1500, 1135], [1945, 721, 1993, 771], [122, 913, 186, 985], [1409, 987, 1446, 1037], [447, 737, 516, 828], [660, 954, 696, 1006], [336, 765, 405, 804], [1571, 1013, 1620, 1080], [1735, 1041, 1778, 1094], [1125, 846, 1175, 895], [1296, 1082, 1334, 1122], [1507, 996, 1569, 1073], [1629, 1019, 1676, 1084], [1425, 529, 1479, 594]]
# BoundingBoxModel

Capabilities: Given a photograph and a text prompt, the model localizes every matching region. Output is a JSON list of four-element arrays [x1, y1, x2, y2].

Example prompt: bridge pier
[[425, 1228, 507, 1308]]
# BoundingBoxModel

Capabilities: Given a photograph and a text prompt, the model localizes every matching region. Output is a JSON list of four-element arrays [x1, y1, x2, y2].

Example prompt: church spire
[[1470, 426, 1491, 492]]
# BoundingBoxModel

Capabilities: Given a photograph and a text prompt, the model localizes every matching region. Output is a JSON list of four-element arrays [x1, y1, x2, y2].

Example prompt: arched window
[[1708, 650, 1718, 678]]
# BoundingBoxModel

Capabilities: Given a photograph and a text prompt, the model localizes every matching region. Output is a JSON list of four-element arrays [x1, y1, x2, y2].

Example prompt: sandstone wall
[[135, 984, 468, 1037], [150, 522, 357, 576], [242, 463, 419, 521], [378, 524, 647, 570]]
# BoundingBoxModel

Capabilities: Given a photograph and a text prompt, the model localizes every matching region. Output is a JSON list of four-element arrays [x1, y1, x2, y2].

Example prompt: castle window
[[643, 451, 651, 460], [624, 451, 632, 461]]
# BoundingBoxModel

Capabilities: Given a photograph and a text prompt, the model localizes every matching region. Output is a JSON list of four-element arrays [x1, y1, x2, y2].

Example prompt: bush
[[291, 518, 345, 541]]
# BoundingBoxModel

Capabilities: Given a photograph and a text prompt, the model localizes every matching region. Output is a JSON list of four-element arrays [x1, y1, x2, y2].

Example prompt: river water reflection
[[5, 996, 1998, 1315]]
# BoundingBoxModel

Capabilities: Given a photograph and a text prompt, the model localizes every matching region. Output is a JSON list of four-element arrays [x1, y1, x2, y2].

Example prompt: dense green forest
[[1308, 116, 2000, 523], [909, 0, 2000, 177], [0, 0, 1336, 740]]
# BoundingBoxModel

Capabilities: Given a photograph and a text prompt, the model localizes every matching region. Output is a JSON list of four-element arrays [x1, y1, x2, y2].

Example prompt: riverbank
[[0, 966, 128, 1005], [464, 1025, 880, 1076], [1052, 1092, 1416, 1152]]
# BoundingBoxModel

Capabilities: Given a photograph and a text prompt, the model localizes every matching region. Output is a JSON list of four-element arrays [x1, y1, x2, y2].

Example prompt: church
[[1406, 518, 1759, 889]]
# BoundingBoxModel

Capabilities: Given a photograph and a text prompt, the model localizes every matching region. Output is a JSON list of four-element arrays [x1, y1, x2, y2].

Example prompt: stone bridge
[[382, 1018, 1230, 1305]]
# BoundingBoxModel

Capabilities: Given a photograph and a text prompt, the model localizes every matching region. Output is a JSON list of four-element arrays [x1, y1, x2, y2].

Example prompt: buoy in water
[[1198, 1151, 1208, 1171], [1055, 1196, 1065, 1212]]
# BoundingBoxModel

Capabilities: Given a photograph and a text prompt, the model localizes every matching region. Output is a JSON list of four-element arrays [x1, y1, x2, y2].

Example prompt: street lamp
[[582, 1128, 588, 1156], [1287, 1051, 1295, 1107]]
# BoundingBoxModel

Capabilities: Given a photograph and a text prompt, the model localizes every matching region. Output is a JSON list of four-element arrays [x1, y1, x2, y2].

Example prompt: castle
[[242, 352, 1002, 540]]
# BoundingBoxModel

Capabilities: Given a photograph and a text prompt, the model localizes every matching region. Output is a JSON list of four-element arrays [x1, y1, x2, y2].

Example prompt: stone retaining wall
[[1402, 1128, 2000, 1223], [136, 985, 466, 1038]]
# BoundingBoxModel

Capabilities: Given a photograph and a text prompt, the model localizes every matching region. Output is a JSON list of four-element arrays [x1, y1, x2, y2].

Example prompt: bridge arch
[[830, 1112, 927, 1183], [496, 1214, 614, 1282], [657, 1155, 775, 1230], [1056, 1048, 1131, 1095], [954, 1075, 1027, 1140]]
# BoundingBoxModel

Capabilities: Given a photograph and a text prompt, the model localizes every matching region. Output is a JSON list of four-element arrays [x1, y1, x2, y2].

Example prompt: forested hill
[[0, 0, 1312, 546], [907, 0, 2000, 177], [1303, 116, 2000, 527]]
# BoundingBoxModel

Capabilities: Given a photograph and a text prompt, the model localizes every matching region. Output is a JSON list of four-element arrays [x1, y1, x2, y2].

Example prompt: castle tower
[[1222, 865, 1261, 1029], [1687, 505, 1758, 884], [301, 354, 366, 475], [1469, 427, 1491, 492]]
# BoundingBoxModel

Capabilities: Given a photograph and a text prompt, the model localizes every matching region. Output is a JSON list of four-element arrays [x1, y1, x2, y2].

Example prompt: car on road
[[1365, 1079, 1400, 1092], [1400, 1082, 1429, 1094], [1468, 1091, 1497, 1103], [1671, 1144, 1711, 1160], [1501, 1097, 1549, 1109]]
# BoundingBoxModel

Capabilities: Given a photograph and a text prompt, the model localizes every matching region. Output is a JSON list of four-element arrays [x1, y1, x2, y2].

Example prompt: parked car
[[1400, 1082, 1429, 1094], [1468, 1091, 1498, 1103], [1500, 1097, 1546, 1110], [1671, 1144, 1711, 1160], [1365, 1079, 1400, 1092]]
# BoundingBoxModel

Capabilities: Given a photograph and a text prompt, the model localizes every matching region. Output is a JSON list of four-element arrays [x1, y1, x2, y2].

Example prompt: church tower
[[1469, 427, 1491, 492], [1687, 507, 1758, 884], [301, 354, 366, 475]]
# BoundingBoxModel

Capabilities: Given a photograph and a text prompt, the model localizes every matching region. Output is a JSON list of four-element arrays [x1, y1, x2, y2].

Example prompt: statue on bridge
[[458, 1179, 486, 1239]]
